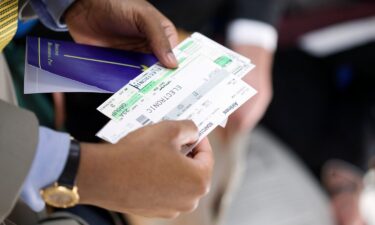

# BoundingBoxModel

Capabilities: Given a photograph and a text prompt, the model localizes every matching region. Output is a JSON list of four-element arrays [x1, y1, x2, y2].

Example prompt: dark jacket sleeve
[[0, 100, 39, 222], [231, 0, 288, 26]]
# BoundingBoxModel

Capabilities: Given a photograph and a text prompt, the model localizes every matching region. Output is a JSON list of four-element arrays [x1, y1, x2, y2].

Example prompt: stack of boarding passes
[[96, 33, 257, 154]]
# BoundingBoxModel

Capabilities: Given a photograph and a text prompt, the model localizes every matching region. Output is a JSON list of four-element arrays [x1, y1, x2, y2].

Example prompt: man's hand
[[65, 0, 178, 68], [322, 160, 365, 225], [76, 120, 213, 218], [221, 45, 273, 140]]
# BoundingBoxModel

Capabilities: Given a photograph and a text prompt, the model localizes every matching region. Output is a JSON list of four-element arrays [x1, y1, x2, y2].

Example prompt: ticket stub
[[97, 33, 254, 121]]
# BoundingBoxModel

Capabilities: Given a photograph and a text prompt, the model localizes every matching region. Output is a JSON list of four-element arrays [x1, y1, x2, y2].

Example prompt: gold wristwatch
[[40, 139, 81, 208]]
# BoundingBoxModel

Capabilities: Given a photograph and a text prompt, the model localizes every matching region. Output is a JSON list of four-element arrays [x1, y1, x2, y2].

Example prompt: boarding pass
[[97, 33, 254, 121], [96, 33, 257, 150]]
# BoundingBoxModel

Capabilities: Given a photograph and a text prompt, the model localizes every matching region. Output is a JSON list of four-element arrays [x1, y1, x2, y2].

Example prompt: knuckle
[[161, 121, 178, 134], [192, 174, 211, 196], [181, 120, 198, 138], [185, 120, 198, 131], [181, 200, 199, 213], [161, 19, 176, 32], [198, 182, 211, 197], [138, 2, 155, 15], [169, 122, 184, 140], [159, 211, 180, 219], [169, 212, 181, 219], [174, 125, 184, 137]]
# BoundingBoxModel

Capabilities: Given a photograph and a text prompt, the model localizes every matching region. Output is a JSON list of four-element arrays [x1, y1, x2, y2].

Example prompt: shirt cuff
[[19, 0, 38, 21], [20, 127, 71, 212], [27, 0, 75, 31], [227, 19, 278, 52]]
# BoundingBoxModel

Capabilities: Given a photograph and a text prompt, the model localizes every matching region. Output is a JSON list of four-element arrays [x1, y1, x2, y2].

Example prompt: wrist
[[21, 127, 71, 212], [29, 0, 76, 31], [64, 0, 84, 27], [231, 45, 273, 81], [40, 138, 82, 208], [227, 19, 278, 52], [75, 142, 108, 204]]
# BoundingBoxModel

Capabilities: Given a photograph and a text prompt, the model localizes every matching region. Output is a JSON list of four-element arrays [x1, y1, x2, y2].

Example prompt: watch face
[[41, 185, 79, 208]]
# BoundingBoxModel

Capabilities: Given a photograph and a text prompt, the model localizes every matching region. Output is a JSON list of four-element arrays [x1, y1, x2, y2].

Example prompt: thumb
[[140, 10, 178, 68]]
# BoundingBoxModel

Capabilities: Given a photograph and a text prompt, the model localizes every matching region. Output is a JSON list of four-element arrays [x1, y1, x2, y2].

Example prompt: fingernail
[[167, 52, 178, 68]]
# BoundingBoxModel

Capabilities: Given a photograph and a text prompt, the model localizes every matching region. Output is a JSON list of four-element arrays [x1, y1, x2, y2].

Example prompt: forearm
[[227, 18, 276, 88], [223, 20, 276, 133], [231, 45, 273, 82], [75, 142, 109, 205]]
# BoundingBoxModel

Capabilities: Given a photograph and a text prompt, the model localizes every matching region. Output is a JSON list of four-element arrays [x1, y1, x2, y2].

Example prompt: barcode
[[136, 115, 153, 126]]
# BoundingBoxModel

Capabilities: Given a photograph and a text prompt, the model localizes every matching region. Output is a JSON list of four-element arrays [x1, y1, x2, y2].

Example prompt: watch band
[[57, 139, 81, 189]]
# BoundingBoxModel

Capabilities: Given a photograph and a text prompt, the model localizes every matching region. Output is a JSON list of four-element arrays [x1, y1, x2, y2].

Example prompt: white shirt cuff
[[20, 127, 71, 212], [227, 19, 278, 52]]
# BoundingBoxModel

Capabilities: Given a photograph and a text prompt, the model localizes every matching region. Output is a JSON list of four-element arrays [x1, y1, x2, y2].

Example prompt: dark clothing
[[263, 43, 375, 175], [148, 0, 285, 32], [148, 0, 357, 32]]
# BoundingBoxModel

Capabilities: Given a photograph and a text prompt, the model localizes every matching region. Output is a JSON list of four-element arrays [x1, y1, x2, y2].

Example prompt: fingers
[[150, 120, 198, 150], [175, 120, 199, 144], [190, 138, 213, 169], [158, 121, 213, 172], [164, 120, 199, 146], [186, 138, 213, 196], [139, 7, 178, 68], [162, 19, 179, 48]]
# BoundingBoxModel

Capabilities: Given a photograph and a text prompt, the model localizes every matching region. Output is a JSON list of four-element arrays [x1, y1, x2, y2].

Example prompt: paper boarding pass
[[97, 33, 254, 121], [97, 73, 257, 145], [96, 33, 257, 152]]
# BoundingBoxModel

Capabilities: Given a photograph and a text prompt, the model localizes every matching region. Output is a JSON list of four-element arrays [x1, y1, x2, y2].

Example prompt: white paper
[[97, 32, 254, 121], [24, 64, 110, 94], [96, 33, 257, 148]]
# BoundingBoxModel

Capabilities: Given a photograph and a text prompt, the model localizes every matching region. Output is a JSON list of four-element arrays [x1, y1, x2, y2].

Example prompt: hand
[[76, 120, 213, 218], [322, 160, 365, 225], [221, 45, 273, 140], [52, 93, 65, 130], [65, 0, 178, 68], [331, 193, 365, 225]]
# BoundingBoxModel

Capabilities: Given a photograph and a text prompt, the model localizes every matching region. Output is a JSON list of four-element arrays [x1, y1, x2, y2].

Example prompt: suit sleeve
[[231, 0, 287, 26], [0, 100, 39, 222]]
